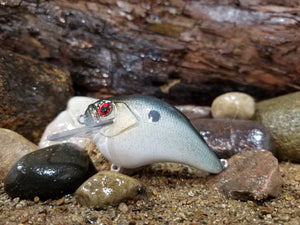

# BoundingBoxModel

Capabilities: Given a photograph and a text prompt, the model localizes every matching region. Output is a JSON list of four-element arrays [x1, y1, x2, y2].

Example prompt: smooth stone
[[75, 171, 146, 209], [207, 150, 283, 200], [4, 143, 97, 200], [191, 118, 275, 158], [39, 96, 98, 149], [0, 128, 38, 181], [211, 92, 255, 119], [0, 49, 74, 143], [255, 92, 300, 162]]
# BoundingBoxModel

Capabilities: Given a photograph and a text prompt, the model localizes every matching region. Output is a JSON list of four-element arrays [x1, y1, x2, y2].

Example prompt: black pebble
[[4, 143, 97, 200]]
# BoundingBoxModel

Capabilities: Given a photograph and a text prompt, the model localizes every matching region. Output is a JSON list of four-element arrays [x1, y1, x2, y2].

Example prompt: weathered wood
[[0, 0, 299, 104]]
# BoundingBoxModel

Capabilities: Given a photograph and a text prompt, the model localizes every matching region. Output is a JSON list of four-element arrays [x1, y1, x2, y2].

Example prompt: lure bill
[[47, 118, 114, 141]]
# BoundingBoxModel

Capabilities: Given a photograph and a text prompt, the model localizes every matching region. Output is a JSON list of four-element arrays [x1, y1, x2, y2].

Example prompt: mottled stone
[[211, 92, 255, 119], [75, 171, 146, 209], [191, 118, 275, 158], [39, 96, 98, 149], [255, 92, 300, 162], [4, 143, 97, 200], [207, 150, 283, 200], [0, 128, 38, 181], [0, 49, 74, 143]]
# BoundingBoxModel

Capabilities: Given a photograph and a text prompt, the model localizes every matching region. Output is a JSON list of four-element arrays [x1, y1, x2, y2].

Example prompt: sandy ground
[[0, 160, 299, 225]]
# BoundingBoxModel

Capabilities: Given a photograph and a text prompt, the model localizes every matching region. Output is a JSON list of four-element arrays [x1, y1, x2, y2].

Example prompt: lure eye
[[98, 102, 112, 117]]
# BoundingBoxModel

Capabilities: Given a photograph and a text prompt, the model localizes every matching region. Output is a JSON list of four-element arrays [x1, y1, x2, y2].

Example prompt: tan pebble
[[294, 173, 300, 181], [260, 206, 272, 215], [285, 194, 292, 201], [152, 190, 158, 196], [75, 171, 146, 208], [55, 196, 65, 206], [21, 217, 29, 223], [118, 202, 128, 213], [178, 212, 188, 220], [55, 205, 68, 212], [193, 209, 205, 220], [279, 214, 290, 222], [266, 214, 272, 219], [247, 200, 255, 207], [211, 92, 255, 119]]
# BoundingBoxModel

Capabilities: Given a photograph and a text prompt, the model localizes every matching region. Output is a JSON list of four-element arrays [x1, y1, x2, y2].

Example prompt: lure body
[[88, 95, 225, 173], [48, 95, 226, 173]]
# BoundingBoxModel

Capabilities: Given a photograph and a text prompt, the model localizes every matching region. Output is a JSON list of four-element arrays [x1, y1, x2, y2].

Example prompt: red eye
[[98, 102, 112, 116]]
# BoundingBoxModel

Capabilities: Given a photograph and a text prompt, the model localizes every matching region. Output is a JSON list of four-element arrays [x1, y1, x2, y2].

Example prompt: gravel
[[1, 161, 299, 225]]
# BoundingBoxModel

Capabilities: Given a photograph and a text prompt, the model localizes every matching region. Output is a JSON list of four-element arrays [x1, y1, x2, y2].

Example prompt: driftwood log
[[1, 0, 299, 105]]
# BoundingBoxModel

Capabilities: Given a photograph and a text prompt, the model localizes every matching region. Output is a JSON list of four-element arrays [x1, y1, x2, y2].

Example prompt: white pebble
[[211, 92, 255, 119]]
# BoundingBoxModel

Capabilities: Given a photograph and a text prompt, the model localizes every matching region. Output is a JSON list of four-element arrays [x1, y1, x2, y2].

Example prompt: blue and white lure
[[48, 95, 227, 173]]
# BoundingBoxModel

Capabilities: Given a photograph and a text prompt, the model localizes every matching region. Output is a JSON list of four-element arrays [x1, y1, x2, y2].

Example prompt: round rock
[[211, 92, 255, 119], [255, 92, 300, 162], [0, 128, 38, 181], [75, 171, 146, 209], [4, 143, 97, 200]]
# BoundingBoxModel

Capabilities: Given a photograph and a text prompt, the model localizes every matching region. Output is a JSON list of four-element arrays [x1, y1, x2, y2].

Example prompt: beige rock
[[75, 171, 146, 208], [0, 128, 38, 180], [211, 92, 255, 119]]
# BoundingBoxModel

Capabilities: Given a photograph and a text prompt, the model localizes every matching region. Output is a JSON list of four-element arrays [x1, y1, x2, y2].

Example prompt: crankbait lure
[[48, 95, 227, 173]]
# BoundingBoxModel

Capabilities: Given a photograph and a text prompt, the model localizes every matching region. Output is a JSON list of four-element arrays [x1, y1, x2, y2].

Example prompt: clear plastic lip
[[47, 118, 114, 141]]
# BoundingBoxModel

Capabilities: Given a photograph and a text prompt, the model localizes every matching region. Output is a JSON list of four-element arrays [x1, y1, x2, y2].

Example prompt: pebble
[[255, 92, 300, 162], [211, 92, 255, 119], [75, 171, 146, 209], [39, 96, 98, 149], [118, 202, 129, 213], [191, 118, 275, 158], [0, 128, 38, 181], [4, 143, 97, 200], [207, 150, 283, 200]]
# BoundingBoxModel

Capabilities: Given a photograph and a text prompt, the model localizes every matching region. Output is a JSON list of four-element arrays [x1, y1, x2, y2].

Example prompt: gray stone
[[191, 118, 275, 158], [75, 171, 146, 209], [4, 143, 97, 200], [0, 128, 38, 181], [255, 92, 300, 162], [211, 92, 255, 119], [207, 150, 283, 200]]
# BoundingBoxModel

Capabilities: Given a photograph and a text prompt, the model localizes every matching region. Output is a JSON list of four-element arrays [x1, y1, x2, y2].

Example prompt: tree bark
[[1, 0, 299, 105]]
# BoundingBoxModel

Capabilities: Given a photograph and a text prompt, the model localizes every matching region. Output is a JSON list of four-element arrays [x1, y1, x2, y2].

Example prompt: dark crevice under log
[[0, 0, 299, 105]]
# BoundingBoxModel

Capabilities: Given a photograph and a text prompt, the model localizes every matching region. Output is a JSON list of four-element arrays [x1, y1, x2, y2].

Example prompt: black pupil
[[101, 105, 108, 113]]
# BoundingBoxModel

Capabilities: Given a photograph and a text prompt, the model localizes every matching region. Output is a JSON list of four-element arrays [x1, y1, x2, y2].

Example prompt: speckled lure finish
[[82, 95, 226, 174]]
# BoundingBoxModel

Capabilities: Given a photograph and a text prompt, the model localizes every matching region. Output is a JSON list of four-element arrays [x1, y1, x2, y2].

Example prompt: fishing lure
[[48, 95, 227, 173]]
